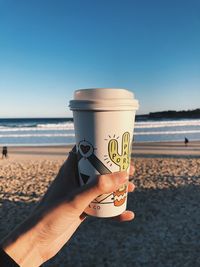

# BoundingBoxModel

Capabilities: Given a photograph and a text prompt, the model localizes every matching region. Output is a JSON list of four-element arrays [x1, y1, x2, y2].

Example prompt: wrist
[[2, 215, 44, 267]]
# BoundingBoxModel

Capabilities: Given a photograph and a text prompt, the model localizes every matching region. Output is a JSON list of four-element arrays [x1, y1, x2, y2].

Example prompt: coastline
[[0, 141, 199, 163], [132, 140, 200, 157]]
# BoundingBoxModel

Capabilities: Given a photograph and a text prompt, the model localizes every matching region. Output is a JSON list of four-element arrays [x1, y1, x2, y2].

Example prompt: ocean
[[0, 117, 200, 146]]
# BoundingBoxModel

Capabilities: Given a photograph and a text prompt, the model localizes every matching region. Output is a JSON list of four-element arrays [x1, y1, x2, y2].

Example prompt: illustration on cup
[[108, 132, 130, 171], [77, 132, 131, 207], [113, 184, 127, 206]]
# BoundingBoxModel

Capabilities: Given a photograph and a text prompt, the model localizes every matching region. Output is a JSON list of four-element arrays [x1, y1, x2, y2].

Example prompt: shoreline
[[0, 141, 199, 163]]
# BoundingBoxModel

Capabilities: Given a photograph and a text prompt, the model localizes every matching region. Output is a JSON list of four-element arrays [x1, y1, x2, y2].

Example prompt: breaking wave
[[135, 119, 200, 128]]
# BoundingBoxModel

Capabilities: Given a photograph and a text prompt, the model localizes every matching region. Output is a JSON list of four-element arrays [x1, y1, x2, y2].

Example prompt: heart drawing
[[80, 144, 91, 154]]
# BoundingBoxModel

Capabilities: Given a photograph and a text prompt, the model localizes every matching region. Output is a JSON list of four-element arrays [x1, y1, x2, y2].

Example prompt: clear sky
[[0, 0, 200, 117]]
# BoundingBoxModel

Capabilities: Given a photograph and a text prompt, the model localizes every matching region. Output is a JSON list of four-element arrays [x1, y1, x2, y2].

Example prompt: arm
[[1, 151, 135, 267]]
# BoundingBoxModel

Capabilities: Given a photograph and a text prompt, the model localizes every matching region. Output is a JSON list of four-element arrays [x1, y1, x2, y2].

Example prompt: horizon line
[[0, 108, 200, 119]]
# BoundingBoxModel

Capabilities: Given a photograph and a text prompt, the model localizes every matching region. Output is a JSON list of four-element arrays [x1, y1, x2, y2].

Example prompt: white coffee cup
[[69, 88, 139, 217]]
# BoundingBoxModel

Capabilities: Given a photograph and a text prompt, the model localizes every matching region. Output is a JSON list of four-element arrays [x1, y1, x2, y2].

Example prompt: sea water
[[0, 118, 200, 146]]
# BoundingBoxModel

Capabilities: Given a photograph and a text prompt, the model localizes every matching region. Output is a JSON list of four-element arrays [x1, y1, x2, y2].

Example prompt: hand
[[2, 148, 135, 267]]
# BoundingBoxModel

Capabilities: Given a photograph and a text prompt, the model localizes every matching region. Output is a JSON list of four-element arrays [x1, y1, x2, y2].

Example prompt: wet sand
[[0, 141, 199, 162], [0, 142, 200, 266]]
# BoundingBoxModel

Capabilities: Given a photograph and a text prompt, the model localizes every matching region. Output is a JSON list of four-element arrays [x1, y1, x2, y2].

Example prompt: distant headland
[[136, 108, 200, 121]]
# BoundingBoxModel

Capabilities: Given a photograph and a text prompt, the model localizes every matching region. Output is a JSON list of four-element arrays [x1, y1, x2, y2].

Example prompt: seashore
[[0, 142, 200, 266]]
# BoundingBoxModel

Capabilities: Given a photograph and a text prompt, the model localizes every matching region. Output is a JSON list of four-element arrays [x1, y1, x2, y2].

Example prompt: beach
[[0, 142, 200, 266]]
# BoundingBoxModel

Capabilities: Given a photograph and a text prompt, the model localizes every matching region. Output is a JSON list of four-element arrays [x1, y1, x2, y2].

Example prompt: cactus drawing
[[108, 132, 130, 171]]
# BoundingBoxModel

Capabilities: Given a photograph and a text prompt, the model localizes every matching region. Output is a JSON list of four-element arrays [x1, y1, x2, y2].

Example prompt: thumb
[[69, 171, 129, 213]]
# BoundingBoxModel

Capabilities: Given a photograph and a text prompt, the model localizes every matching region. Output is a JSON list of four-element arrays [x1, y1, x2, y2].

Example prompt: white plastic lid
[[69, 88, 139, 111]]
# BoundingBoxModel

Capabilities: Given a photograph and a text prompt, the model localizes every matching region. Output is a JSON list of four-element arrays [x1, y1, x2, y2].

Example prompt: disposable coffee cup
[[69, 88, 139, 217]]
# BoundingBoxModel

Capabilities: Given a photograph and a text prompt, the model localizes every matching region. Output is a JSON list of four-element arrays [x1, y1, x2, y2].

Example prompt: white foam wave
[[0, 133, 75, 138], [0, 123, 74, 132], [0, 129, 199, 138], [1, 119, 200, 132], [135, 119, 200, 129], [37, 123, 74, 129], [135, 130, 200, 135]]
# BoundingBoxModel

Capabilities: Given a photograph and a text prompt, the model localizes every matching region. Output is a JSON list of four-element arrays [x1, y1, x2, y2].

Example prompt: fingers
[[69, 171, 129, 213], [56, 146, 79, 189], [71, 145, 77, 153], [38, 147, 79, 207], [67, 147, 78, 169], [67, 155, 135, 215], [129, 164, 135, 177], [127, 182, 135, 192], [96, 171, 129, 194], [66, 148, 79, 184], [112, 210, 135, 222]]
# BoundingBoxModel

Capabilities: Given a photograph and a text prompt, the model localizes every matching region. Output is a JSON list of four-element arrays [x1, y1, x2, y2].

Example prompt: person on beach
[[2, 146, 8, 159], [184, 137, 189, 146], [0, 148, 135, 267]]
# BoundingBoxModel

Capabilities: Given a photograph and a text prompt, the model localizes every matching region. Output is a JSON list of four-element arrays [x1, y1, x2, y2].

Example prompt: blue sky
[[0, 0, 199, 117]]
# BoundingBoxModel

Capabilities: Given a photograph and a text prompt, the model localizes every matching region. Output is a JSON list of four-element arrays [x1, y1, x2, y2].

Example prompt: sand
[[0, 142, 200, 266]]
